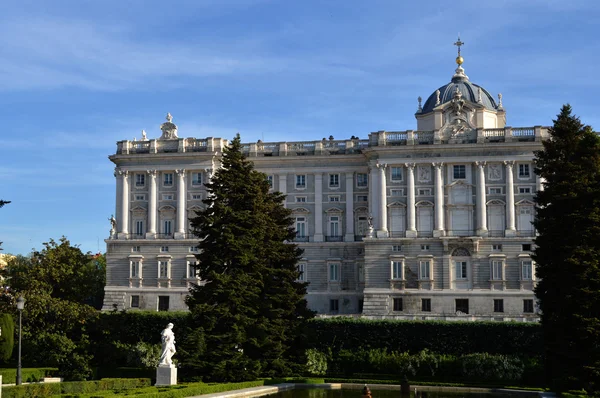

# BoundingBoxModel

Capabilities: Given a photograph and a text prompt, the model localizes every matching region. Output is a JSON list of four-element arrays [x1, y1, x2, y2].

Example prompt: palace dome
[[421, 66, 498, 114]]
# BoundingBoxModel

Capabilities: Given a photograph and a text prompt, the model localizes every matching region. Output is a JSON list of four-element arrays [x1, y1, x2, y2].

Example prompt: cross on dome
[[454, 35, 465, 65]]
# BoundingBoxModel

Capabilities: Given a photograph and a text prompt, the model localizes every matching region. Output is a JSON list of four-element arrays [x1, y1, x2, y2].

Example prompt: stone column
[[278, 174, 287, 208], [433, 163, 445, 237], [175, 169, 186, 239], [405, 163, 417, 237], [369, 162, 379, 230], [376, 163, 388, 237], [314, 173, 324, 242], [476, 161, 488, 236], [345, 172, 355, 242], [146, 170, 157, 238], [114, 168, 123, 233], [505, 161, 516, 236], [118, 170, 129, 238]]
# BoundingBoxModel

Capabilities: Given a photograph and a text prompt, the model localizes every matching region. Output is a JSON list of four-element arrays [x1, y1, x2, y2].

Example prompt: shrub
[[0, 313, 14, 363], [459, 353, 524, 382], [305, 349, 327, 376]]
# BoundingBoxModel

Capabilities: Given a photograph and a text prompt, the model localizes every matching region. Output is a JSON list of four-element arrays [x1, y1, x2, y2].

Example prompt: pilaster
[[405, 163, 417, 238], [475, 161, 488, 236], [314, 173, 324, 242], [175, 169, 186, 239], [344, 172, 355, 242], [505, 161, 516, 236], [146, 170, 157, 239]]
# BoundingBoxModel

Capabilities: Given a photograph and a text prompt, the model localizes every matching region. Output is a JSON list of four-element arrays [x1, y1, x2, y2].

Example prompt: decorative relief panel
[[488, 164, 502, 181], [417, 165, 431, 183]]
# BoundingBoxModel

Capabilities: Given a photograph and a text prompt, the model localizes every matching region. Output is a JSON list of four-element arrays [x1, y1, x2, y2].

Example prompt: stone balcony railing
[[115, 127, 547, 156], [371, 126, 548, 146]]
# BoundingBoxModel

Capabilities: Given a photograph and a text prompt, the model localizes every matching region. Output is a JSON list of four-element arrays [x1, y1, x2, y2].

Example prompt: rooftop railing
[[115, 127, 548, 156]]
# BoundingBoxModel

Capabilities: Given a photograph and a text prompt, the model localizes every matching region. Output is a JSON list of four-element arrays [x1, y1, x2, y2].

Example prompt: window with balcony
[[419, 260, 431, 280], [491, 260, 504, 280], [135, 220, 144, 237], [391, 261, 403, 280], [295, 217, 307, 240]]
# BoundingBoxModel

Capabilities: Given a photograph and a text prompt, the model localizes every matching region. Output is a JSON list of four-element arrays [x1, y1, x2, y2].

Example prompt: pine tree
[[533, 105, 600, 393], [184, 134, 314, 381]]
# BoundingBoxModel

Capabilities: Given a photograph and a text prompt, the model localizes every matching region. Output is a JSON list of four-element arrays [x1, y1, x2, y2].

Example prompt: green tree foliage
[[533, 105, 600, 393], [184, 134, 314, 381], [0, 237, 104, 380], [0, 313, 14, 362]]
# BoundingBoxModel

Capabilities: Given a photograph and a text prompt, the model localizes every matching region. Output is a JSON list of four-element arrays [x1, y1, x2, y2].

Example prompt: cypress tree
[[533, 105, 600, 393], [0, 313, 14, 362], [184, 134, 314, 381]]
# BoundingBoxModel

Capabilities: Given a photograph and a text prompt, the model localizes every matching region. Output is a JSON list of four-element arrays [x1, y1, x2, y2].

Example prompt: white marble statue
[[158, 323, 176, 367], [109, 215, 117, 238]]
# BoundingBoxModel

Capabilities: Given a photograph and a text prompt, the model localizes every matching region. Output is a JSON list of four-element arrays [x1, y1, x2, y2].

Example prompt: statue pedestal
[[155, 366, 177, 386]]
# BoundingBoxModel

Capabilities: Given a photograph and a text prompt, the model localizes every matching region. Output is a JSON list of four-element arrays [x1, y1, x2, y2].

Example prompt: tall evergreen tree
[[533, 105, 600, 393], [184, 134, 314, 381]]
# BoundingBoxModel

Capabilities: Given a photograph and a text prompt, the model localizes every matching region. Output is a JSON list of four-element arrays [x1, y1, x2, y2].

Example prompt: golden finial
[[454, 35, 464, 65]]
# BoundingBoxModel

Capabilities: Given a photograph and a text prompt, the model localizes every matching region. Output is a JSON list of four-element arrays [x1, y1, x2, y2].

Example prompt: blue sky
[[1, 0, 598, 255]]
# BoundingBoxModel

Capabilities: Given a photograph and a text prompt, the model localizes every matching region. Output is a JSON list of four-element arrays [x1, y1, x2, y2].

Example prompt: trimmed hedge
[[2, 378, 150, 398], [305, 318, 543, 356], [0, 368, 57, 384]]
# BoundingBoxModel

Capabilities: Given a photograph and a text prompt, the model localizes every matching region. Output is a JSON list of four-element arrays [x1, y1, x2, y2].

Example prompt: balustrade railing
[[415, 131, 434, 144], [385, 132, 407, 145], [325, 236, 344, 242], [512, 127, 535, 137], [417, 231, 434, 238], [186, 138, 207, 152], [130, 142, 150, 153], [487, 230, 505, 237], [389, 231, 406, 238]]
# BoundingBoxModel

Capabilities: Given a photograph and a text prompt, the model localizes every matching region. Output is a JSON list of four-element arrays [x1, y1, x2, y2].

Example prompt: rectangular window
[[158, 261, 169, 278], [392, 245, 402, 252], [519, 187, 532, 194], [329, 216, 340, 237], [192, 172, 202, 185], [135, 194, 146, 201], [189, 246, 199, 252], [523, 299, 534, 313], [295, 217, 306, 238], [329, 174, 340, 188], [453, 165, 466, 179], [491, 260, 503, 280], [130, 261, 140, 278], [131, 295, 140, 308], [455, 261, 468, 279], [296, 175, 306, 189], [295, 196, 307, 203], [393, 298, 403, 311], [329, 195, 340, 202], [163, 220, 172, 235], [422, 298, 432, 312], [421, 244, 429, 251], [356, 195, 368, 202], [160, 246, 169, 252], [522, 244, 532, 251], [191, 194, 202, 200], [329, 263, 340, 282], [492, 244, 502, 252], [135, 174, 145, 187], [132, 246, 140, 252], [494, 299, 504, 313], [456, 299, 469, 314], [187, 262, 198, 278], [163, 173, 173, 186], [418, 188, 432, 196], [519, 164, 531, 178], [392, 261, 403, 280], [135, 220, 144, 236], [358, 299, 364, 313], [356, 173, 368, 187], [391, 189, 403, 196], [522, 260, 533, 280], [419, 260, 430, 280], [330, 299, 339, 312], [162, 194, 174, 200], [391, 167, 403, 181], [488, 187, 503, 195], [297, 263, 306, 282], [158, 296, 170, 311], [267, 175, 273, 188]]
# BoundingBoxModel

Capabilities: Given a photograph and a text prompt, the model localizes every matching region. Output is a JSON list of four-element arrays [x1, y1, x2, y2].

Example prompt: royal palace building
[[103, 49, 544, 321]]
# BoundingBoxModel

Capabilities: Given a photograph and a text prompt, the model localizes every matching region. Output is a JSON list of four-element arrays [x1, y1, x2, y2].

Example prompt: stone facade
[[103, 58, 544, 321]]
